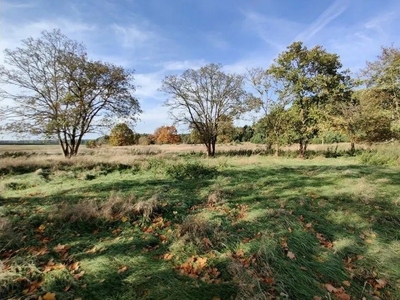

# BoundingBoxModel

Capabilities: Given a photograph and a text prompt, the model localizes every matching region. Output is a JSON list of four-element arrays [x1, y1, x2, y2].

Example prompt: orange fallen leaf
[[305, 222, 312, 228], [42, 292, 56, 300], [68, 262, 80, 272], [36, 224, 46, 233], [336, 293, 351, 300], [118, 266, 128, 274], [162, 253, 174, 260]]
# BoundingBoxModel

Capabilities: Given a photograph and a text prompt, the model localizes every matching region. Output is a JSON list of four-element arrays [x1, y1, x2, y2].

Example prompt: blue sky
[[1, 0, 400, 138]]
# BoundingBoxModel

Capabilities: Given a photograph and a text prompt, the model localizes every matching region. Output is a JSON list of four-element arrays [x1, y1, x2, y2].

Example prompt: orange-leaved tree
[[153, 126, 181, 144]]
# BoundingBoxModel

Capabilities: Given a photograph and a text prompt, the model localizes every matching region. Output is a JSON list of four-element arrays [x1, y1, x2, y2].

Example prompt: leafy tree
[[109, 123, 136, 146], [153, 125, 181, 144], [217, 115, 235, 144], [161, 63, 248, 156], [259, 106, 296, 155], [362, 46, 400, 136], [268, 42, 353, 157], [0, 29, 141, 158], [233, 125, 254, 143]]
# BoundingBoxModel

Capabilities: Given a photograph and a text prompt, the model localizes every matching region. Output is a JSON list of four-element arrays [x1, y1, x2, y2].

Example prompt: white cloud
[[161, 59, 208, 71], [295, 0, 349, 42], [241, 10, 299, 51], [111, 23, 156, 49]]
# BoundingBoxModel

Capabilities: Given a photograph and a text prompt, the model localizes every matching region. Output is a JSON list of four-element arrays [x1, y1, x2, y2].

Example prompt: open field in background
[[0, 142, 357, 155], [1, 145, 400, 299]]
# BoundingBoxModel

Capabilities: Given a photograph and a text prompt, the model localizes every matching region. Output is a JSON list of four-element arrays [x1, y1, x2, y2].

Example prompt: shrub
[[109, 123, 136, 146], [86, 140, 98, 148], [138, 136, 151, 145], [165, 161, 217, 180]]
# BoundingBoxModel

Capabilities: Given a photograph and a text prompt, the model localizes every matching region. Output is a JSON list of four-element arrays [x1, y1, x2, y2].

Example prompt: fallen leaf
[[202, 237, 213, 248], [287, 251, 296, 260], [375, 279, 387, 289], [195, 257, 207, 270], [313, 297, 322, 300], [64, 285, 71, 292], [263, 277, 275, 285], [235, 249, 244, 257], [336, 293, 351, 300], [325, 283, 338, 293], [300, 266, 307, 270], [36, 224, 46, 233], [118, 266, 128, 274], [159, 235, 167, 242], [68, 262, 80, 272], [162, 253, 174, 260], [53, 244, 71, 254], [342, 280, 351, 287], [85, 247, 98, 254], [305, 222, 312, 228], [73, 271, 85, 280], [42, 292, 56, 300]]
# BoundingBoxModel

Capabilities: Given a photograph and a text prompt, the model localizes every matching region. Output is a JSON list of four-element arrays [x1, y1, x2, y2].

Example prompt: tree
[[258, 106, 296, 155], [109, 123, 136, 146], [0, 29, 141, 158], [153, 125, 181, 144], [268, 42, 353, 157], [161, 63, 248, 156], [362, 46, 400, 136]]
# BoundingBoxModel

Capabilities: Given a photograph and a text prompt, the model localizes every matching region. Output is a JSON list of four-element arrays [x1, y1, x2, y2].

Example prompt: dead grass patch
[[55, 192, 161, 222]]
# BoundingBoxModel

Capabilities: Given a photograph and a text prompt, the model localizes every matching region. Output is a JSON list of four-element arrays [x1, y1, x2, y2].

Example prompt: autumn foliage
[[153, 125, 181, 144]]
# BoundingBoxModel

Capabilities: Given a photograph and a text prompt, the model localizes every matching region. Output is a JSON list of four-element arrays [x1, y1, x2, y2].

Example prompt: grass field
[[1, 144, 399, 299]]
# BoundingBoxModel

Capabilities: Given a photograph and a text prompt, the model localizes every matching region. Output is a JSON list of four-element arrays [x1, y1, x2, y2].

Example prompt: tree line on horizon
[[0, 29, 399, 157]]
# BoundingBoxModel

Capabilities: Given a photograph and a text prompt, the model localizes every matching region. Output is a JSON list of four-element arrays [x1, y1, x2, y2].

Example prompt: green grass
[[1, 155, 399, 299]]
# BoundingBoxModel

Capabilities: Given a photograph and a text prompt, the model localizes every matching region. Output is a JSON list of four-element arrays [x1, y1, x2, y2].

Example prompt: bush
[[165, 161, 217, 180], [86, 140, 98, 148], [359, 143, 400, 166], [138, 136, 151, 145], [109, 123, 136, 146]]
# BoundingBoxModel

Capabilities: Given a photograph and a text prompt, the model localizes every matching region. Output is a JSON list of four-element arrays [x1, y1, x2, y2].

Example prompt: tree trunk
[[275, 143, 279, 156], [350, 141, 355, 154], [299, 140, 307, 158]]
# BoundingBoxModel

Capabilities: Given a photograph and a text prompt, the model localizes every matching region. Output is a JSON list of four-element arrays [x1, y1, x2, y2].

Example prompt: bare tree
[[0, 29, 141, 157], [160, 63, 248, 156]]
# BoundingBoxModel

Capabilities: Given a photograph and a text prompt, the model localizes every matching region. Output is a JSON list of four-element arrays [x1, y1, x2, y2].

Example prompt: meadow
[[1, 143, 399, 299]]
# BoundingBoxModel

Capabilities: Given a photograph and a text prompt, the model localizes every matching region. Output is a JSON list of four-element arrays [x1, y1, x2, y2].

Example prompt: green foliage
[[165, 161, 217, 180], [268, 41, 353, 157], [109, 123, 136, 146], [359, 143, 400, 166]]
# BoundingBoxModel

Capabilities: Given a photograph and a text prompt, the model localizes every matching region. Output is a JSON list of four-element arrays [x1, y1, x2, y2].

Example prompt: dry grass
[[55, 192, 160, 222]]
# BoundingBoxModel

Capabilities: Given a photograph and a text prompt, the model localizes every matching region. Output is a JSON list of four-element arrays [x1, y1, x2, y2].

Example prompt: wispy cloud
[[241, 10, 299, 51], [204, 32, 230, 50], [295, 0, 349, 42], [111, 24, 156, 49]]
